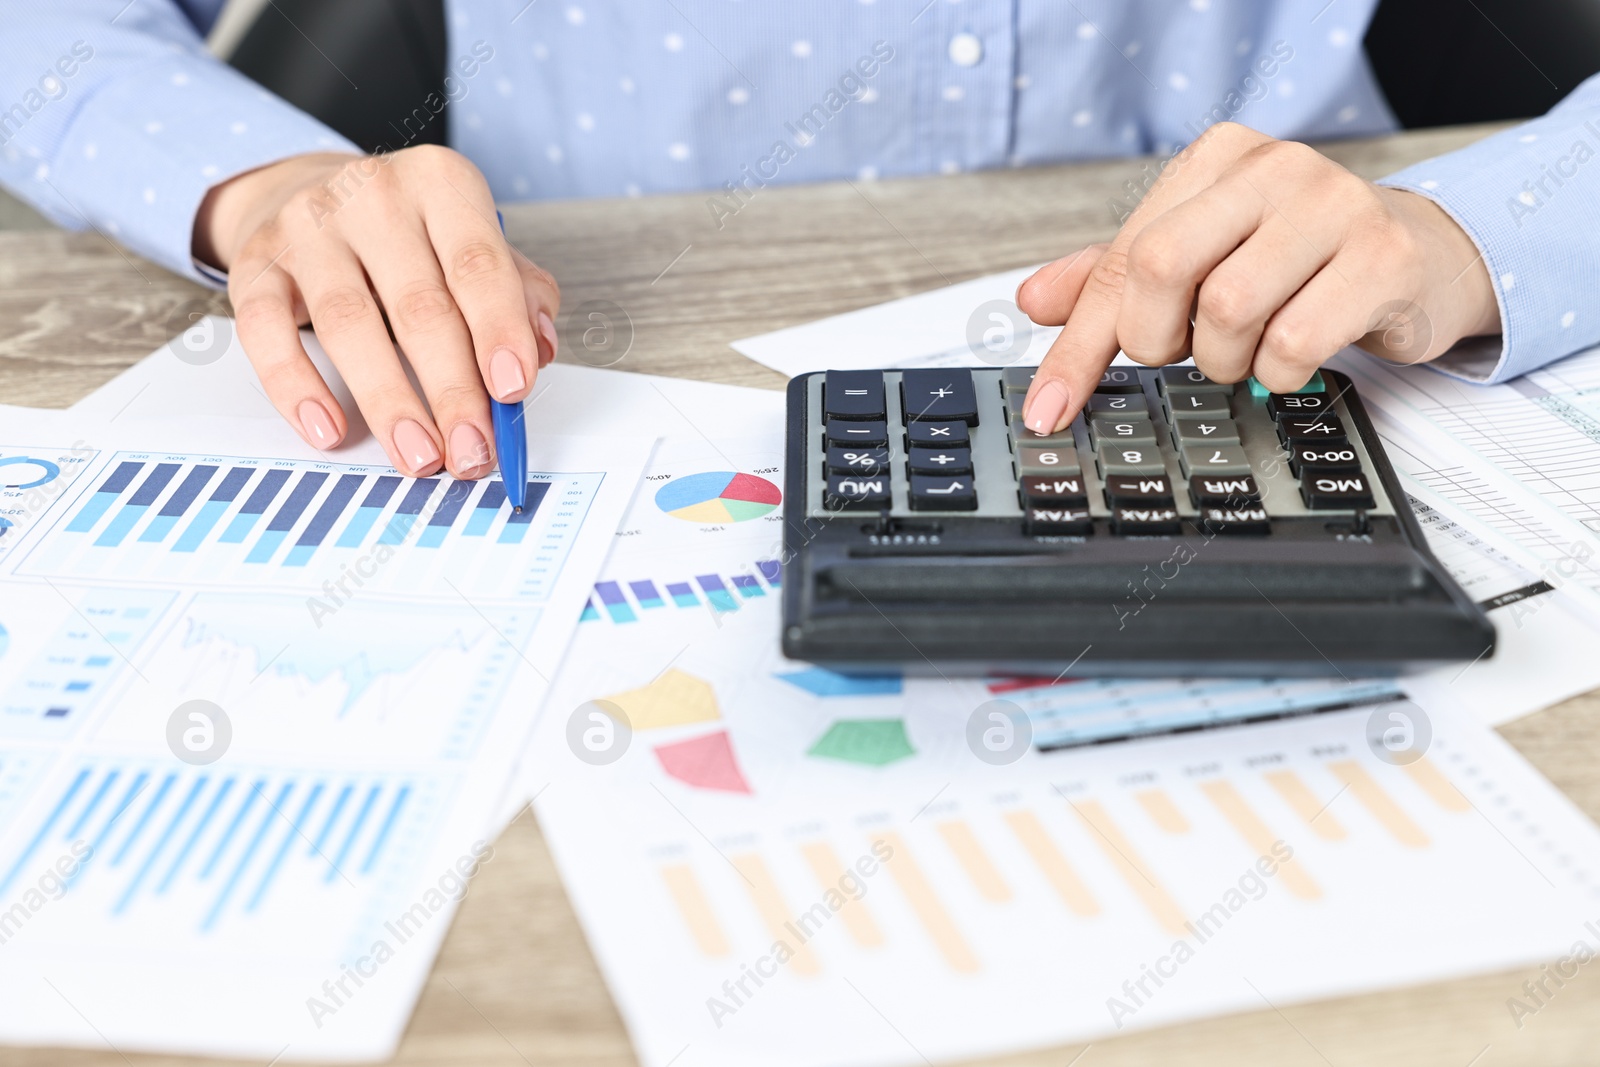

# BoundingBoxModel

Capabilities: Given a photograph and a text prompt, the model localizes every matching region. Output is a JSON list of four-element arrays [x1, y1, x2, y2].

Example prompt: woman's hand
[[193, 146, 559, 478], [1016, 122, 1500, 434]]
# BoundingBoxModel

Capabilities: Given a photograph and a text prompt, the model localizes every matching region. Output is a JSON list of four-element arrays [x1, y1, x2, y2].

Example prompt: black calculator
[[779, 364, 1493, 677]]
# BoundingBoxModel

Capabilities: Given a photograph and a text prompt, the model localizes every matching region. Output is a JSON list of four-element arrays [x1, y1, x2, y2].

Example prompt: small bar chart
[[20, 451, 597, 603], [582, 560, 783, 623]]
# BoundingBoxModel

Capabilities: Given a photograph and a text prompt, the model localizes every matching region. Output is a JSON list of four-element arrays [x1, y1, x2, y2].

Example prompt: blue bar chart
[[580, 560, 783, 624], [18, 451, 602, 603]]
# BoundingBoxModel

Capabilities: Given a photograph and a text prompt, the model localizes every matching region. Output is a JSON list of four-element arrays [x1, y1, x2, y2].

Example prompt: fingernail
[[489, 346, 526, 401], [297, 399, 337, 447], [1026, 380, 1072, 434], [536, 310, 559, 367], [449, 423, 492, 478], [392, 418, 441, 472]]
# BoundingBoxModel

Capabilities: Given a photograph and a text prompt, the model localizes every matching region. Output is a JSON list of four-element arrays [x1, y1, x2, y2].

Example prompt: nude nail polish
[[489, 346, 526, 401], [450, 422, 491, 478], [536, 310, 559, 366], [392, 418, 441, 472], [297, 399, 337, 447], [1025, 380, 1072, 434]]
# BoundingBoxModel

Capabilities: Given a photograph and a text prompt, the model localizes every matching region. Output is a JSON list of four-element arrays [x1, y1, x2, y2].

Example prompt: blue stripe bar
[[204, 781, 293, 931], [200, 779, 265, 879], [93, 504, 148, 547], [67, 770, 120, 839], [97, 462, 182, 543], [247, 782, 323, 912], [136, 514, 180, 544], [757, 559, 782, 586], [629, 580, 664, 608], [309, 783, 353, 857], [335, 506, 385, 548], [0, 768, 90, 895], [112, 772, 176, 866], [464, 481, 506, 536], [696, 575, 739, 612], [732, 575, 764, 598], [243, 529, 288, 564], [158, 778, 233, 893], [361, 785, 410, 874], [173, 499, 228, 552], [155, 464, 218, 518], [65, 461, 144, 532], [115, 776, 207, 915], [66, 771, 150, 890], [379, 479, 439, 545], [264, 471, 328, 532], [327, 784, 380, 882], [220, 468, 291, 543], [290, 473, 364, 563]]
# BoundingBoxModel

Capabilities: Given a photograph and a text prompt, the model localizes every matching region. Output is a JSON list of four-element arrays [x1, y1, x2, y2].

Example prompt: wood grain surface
[[4, 121, 1599, 1067]]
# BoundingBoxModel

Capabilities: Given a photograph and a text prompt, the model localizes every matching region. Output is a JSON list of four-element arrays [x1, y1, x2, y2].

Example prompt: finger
[[510, 247, 561, 369], [418, 174, 547, 403], [1021, 248, 1131, 434], [230, 256, 347, 450], [1252, 254, 1369, 392], [293, 246, 445, 476], [356, 221, 496, 479], [1016, 244, 1108, 326]]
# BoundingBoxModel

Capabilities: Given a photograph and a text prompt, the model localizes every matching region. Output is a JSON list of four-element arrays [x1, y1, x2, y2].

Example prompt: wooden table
[[4, 122, 1599, 1067]]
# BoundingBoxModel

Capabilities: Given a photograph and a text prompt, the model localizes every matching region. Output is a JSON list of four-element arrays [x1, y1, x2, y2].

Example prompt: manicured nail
[[392, 418, 441, 472], [1026, 380, 1072, 434], [449, 422, 492, 478], [489, 346, 526, 401], [536, 310, 559, 367], [297, 399, 337, 447]]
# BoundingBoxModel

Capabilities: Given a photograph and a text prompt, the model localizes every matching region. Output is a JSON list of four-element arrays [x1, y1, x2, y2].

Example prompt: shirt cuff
[[48, 51, 361, 287], [1376, 105, 1600, 384]]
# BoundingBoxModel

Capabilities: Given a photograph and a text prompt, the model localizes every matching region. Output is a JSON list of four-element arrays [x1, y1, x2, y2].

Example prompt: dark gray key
[[909, 474, 978, 510], [826, 418, 887, 447], [1088, 393, 1150, 417], [1160, 366, 1233, 394], [902, 369, 979, 423], [1277, 414, 1346, 445], [1025, 506, 1092, 535], [1017, 446, 1080, 475], [1097, 441, 1165, 475], [1301, 471, 1376, 509], [907, 420, 969, 447], [1090, 416, 1157, 446], [1289, 443, 1361, 476], [825, 473, 891, 509], [826, 446, 891, 475], [824, 371, 886, 420], [1021, 474, 1088, 506], [1267, 392, 1333, 420], [1198, 505, 1271, 535], [1002, 366, 1038, 394], [1104, 474, 1175, 505], [907, 446, 973, 474], [1096, 367, 1142, 393], [1189, 474, 1260, 507], [1167, 391, 1231, 418], [1110, 505, 1182, 535]]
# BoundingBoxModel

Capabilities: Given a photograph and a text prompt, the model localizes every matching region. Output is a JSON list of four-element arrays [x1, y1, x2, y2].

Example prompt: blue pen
[[491, 209, 529, 512]]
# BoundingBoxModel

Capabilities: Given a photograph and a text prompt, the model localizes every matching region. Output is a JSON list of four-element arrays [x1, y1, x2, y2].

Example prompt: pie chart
[[656, 471, 781, 523]]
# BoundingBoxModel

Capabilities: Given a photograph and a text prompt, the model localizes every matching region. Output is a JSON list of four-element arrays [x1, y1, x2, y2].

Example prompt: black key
[[1025, 506, 1092, 535], [909, 474, 978, 511], [906, 420, 969, 447], [1266, 392, 1332, 420], [1301, 471, 1376, 510], [907, 447, 973, 475], [826, 418, 888, 447], [1020, 475, 1088, 506], [826, 447, 890, 475], [1096, 367, 1143, 393], [1197, 505, 1271, 535], [1104, 474, 1174, 505], [1189, 474, 1260, 507], [1277, 414, 1346, 445], [824, 370, 886, 421], [1110, 505, 1182, 535], [902, 370, 980, 424], [824, 473, 891, 510], [1289, 443, 1361, 476]]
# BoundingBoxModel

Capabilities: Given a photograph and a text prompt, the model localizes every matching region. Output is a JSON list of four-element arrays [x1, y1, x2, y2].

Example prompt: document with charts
[[0, 403, 646, 1061]]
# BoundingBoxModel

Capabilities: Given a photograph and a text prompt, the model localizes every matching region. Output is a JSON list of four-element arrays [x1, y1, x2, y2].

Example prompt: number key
[[1181, 443, 1251, 475], [1289, 443, 1361, 475], [1098, 442, 1165, 475], [1160, 366, 1232, 394], [1167, 392, 1231, 418], [1172, 417, 1239, 444], [1089, 416, 1157, 445], [1096, 367, 1142, 393], [1018, 447, 1080, 475], [1088, 393, 1149, 416]]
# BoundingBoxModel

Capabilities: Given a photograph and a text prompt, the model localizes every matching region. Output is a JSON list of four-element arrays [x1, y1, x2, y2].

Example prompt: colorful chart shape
[[0, 516, 11, 540], [655, 471, 781, 524], [604, 669, 721, 731], [0, 455, 60, 490], [655, 730, 752, 793], [808, 719, 916, 766], [776, 667, 902, 697]]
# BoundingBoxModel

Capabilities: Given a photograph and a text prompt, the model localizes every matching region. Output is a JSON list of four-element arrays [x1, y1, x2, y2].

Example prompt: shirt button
[[948, 33, 983, 67]]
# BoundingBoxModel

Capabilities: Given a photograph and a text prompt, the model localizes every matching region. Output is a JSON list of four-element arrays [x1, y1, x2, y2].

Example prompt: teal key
[[1248, 371, 1325, 398]]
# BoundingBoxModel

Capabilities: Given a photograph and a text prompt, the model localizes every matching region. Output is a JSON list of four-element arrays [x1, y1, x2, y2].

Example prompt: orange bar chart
[[800, 841, 884, 948], [660, 863, 731, 957], [1003, 810, 1100, 918], [937, 819, 1012, 902], [1264, 769, 1348, 841], [874, 831, 980, 973], [731, 852, 822, 976], [1200, 779, 1323, 900], [1328, 761, 1430, 848], [1072, 798, 1190, 935]]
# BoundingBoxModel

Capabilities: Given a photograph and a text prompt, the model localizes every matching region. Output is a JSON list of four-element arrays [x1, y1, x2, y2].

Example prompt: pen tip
[[514, 505, 523, 514]]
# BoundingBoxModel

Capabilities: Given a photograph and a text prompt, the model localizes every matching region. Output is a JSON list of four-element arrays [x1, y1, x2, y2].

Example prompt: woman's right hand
[[193, 145, 560, 479]]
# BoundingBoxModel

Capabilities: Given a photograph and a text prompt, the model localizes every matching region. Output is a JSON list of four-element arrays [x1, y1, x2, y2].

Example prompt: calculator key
[[907, 446, 973, 474], [1160, 366, 1233, 394], [1018, 447, 1081, 475], [1249, 371, 1325, 397], [1266, 392, 1332, 420], [1181, 443, 1251, 476], [1025, 506, 1092, 535], [1087, 393, 1150, 416], [909, 474, 979, 511], [1095, 367, 1143, 393], [1098, 442, 1166, 475], [1089, 417, 1157, 446], [1172, 417, 1239, 444], [1103, 474, 1175, 505], [1002, 366, 1038, 394], [1197, 505, 1271, 535], [1006, 391, 1029, 418], [1020, 475, 1088, 506], [824, 474, 891, 510], [1011, 417, 1077, 447], [1110, 505, 1182, 535], [906, 420, 969, 447], [826, 447, 890, 475], [824, 370, 886, 421], [1189, 474, 1261, 507], [1166, 392, 1231, 418], [826, 418, 888, 447], [1300, 471, 1376, 510], [1277, 414, 1346, 445], [1289, 443, 1361, 476], [902, 369, 980, 424]]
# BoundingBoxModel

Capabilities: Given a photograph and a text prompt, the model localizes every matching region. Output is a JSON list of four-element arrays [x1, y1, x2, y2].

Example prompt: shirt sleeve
[[1377, 74, 1600, 383], [0, 0, 362, 286]]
